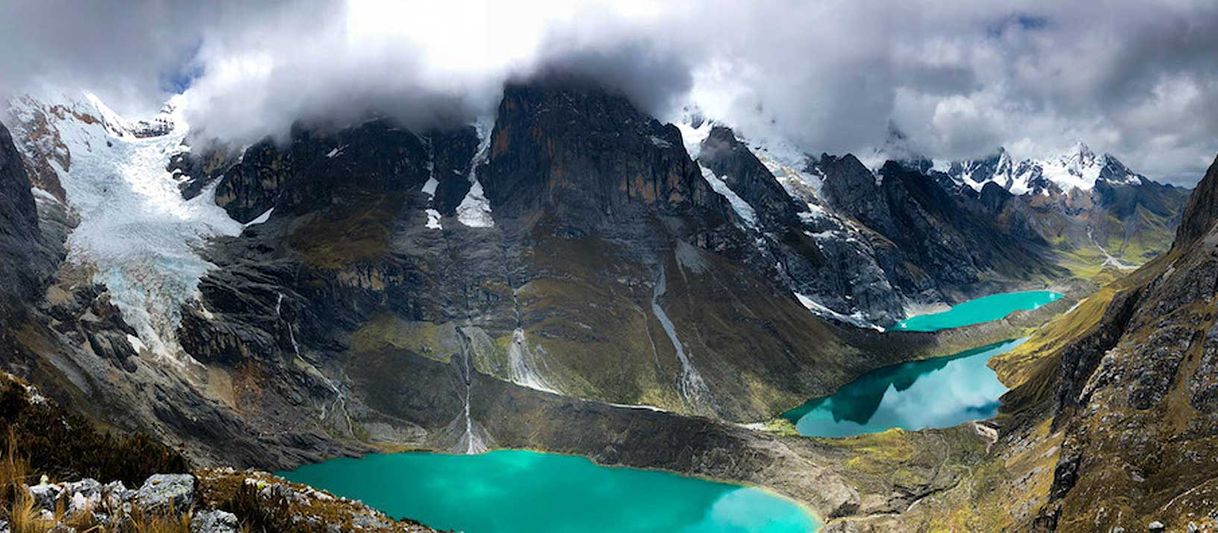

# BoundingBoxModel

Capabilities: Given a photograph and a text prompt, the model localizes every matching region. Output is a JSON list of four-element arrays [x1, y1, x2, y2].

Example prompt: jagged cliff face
[[0, 121, 43, 328], [483, 84, 720, 228], [695, 128, 907, 325], [1032, 155, 1218, 531], [819, 157, 1064, 296], [686, 122, 1072, 328]]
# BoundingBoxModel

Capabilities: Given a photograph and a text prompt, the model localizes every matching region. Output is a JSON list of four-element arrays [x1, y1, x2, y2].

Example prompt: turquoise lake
[[782, 339, 1024, 437], [894, 290, 1062, 332], [279, 450, 820, 533]]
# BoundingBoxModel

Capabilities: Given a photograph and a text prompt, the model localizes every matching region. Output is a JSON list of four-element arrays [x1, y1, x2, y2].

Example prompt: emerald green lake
[[894, 290, 1062, 332], [279, 450, 820, 533], [782, 339, 1023, 437]]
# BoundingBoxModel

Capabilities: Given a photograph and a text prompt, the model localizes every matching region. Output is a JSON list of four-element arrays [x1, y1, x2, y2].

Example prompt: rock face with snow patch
[[695, 128, 905, 324]]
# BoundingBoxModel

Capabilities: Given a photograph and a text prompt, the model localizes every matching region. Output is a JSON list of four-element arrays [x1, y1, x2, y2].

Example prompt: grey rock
[[1148, 521, 1165, 532], [65, 478, 101, 500], [136, 474, 195, 512], [102, 480, 134, 508], [190, 509, 240, 533], [27, 483, 61, 511], [64, 479, 103, 516]]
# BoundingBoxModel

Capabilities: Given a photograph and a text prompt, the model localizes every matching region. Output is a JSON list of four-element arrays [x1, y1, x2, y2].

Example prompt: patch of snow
[[126, 334, 147, 353], [30, 187, 61, 204], [794, 292, 885, 332], [325, 145, 345, 158], [745, 134, 824, 197], [457, 181, 494, 228], [421, 176, 439, 197], [699, 165, 758, 229], [605, 401, 668, 412], [457, 116, 495, 228], [9, 90, 243, 361], [648, 135, 673, 148], [425, 208, 442, 230], [674, 118, 713, 159], [244, 208, 273, 226]]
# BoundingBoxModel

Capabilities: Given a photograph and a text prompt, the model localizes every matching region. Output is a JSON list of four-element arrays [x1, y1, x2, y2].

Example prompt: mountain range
[[0, 78, 1211, 531]]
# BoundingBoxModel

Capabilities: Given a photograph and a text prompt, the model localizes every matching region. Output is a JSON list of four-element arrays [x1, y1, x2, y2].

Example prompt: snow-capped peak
[[947, 142, 1147, 195], [673, 105, 714, 159]]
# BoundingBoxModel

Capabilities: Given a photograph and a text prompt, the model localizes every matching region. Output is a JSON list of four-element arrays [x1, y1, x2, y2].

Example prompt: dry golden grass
[[2, 428, 53, 533]]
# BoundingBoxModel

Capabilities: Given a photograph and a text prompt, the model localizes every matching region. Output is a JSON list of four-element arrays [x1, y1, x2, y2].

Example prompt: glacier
[[8, 90, 243, 362]]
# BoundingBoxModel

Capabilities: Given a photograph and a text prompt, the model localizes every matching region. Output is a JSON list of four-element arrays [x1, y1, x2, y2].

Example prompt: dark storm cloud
[[0, 1, 216, 114], [522, 39, 695, 116], [1, 0, 1215, 183]]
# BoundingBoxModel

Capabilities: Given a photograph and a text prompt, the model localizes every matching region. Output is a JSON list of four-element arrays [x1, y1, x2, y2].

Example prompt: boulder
[[136, 474, 195, 512], [27, 481, 61, 511], [190, 509, 240, 533]]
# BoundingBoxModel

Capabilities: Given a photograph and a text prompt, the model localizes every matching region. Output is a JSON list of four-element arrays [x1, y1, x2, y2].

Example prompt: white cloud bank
[[2, 0, 1216, 184]]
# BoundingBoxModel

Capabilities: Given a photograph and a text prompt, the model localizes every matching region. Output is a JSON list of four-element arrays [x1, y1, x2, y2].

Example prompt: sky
[[1, 0, 1216, 185]]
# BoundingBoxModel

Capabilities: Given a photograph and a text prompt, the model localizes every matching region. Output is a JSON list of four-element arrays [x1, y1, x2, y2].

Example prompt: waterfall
[[276, 293, 303, 361], [459, 338, 487, 454], [277, 292, 353, 434]]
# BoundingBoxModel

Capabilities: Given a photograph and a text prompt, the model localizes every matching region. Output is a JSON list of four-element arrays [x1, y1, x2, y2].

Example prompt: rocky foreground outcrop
[[0, 369, 431, 532], [10, 469, 433, 533]]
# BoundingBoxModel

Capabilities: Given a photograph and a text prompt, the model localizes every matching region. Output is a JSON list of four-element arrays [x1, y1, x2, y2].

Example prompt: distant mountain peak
[[1067, 140, 1094, 159], [946, 141, 1147, 195], [873, 121, 932, 173]]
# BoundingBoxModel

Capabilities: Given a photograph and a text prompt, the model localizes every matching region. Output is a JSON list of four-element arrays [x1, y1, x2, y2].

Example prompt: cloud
[[1, 0, 1215, 184]]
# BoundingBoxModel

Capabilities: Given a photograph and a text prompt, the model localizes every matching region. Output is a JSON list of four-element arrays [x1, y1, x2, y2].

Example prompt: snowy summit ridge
[[946, 141, 1146, 195]]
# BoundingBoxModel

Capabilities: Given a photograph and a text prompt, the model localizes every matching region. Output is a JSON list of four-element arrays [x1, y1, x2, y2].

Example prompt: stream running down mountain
[[280, 450, 820, 533]]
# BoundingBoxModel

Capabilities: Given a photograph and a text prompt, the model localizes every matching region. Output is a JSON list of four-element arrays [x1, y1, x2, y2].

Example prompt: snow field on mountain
[[12, 92, 243, 360]]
